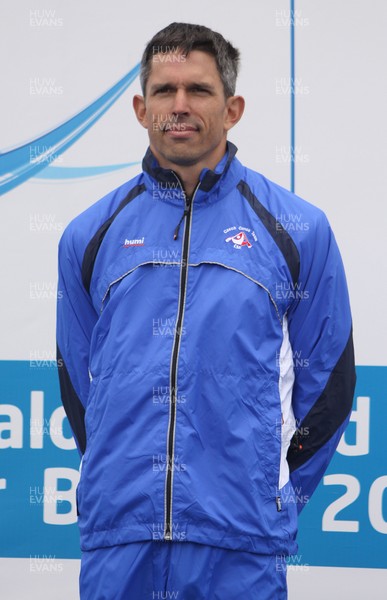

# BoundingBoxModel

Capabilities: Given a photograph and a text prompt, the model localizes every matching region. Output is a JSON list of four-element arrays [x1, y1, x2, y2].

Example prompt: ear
[[133, 95, 149, 129], [224, 95, 245, 132]]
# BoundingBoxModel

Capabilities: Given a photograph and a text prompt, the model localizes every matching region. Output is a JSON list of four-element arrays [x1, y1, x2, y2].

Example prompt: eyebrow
[[149, 82, 216, 94]]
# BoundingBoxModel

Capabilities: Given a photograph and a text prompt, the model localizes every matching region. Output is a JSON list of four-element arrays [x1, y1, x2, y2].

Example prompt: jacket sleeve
[[56, 226, 98, 457], [286, 212, 356, 513]]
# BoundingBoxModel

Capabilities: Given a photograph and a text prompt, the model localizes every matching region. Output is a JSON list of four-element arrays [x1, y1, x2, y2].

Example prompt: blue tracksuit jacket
[[56, 141, 356, 555]]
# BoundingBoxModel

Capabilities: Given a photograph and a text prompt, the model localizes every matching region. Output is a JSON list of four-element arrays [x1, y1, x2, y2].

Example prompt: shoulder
[[240, 166, 328, 228], [59, 173, 144, 262], [237, 166, 333, 252]]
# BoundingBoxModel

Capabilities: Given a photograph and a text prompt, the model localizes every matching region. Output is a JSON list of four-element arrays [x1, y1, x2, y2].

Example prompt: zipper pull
[[276, 496, 282, 512], [173, 207, 189, 240], [290, 429, 303, 453]]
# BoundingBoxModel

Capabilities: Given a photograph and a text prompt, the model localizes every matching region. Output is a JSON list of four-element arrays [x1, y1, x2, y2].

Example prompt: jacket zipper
[[164, 175, 199, 541]]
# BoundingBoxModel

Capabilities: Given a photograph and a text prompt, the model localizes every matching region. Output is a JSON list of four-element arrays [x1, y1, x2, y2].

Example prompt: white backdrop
[[0, 0, 386, 598]]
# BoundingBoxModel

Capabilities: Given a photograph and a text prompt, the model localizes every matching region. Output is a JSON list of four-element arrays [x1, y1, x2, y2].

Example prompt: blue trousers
[[80, 541, 287, 599]]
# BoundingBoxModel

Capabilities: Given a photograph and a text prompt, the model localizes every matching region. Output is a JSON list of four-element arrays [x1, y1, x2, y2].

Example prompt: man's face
[[133, 50, 242, 169]]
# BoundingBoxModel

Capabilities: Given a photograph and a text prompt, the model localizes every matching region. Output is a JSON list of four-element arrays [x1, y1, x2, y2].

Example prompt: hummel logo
[[123, 237, 145, 247]]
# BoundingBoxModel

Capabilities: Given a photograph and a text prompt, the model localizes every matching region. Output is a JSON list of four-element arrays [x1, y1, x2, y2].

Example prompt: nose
[[171, 88, 189, 115]]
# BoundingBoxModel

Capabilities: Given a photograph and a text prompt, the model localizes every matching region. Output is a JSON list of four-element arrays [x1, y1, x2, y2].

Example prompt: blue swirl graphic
[[0, 63, 140, 195], [34, 163, 141, 180]]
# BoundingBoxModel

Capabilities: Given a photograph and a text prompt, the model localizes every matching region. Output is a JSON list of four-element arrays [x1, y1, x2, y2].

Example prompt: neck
[[171, 165, 202, 198], [151, 142, 228, 198]]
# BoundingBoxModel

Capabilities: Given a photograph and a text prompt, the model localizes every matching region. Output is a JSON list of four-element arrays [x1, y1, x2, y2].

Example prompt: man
[[57, 22, 356, 599]]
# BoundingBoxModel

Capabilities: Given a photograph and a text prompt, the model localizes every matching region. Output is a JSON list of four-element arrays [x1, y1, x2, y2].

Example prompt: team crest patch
[[224, 226, 257, 250]]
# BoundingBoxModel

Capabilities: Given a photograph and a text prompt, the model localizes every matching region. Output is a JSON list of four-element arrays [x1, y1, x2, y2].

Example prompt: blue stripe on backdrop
[[0, 363, 385, 566], [296, 366, 387, 569], [0, 361, 81, 559], [290, 0, 296, 193]]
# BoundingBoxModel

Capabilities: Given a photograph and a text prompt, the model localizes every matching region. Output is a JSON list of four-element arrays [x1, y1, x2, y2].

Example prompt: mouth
[[164, 124, 199, 138]]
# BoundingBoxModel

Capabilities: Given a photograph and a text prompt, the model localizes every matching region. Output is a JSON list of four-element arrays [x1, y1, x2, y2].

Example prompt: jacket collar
[[142, 141, 238, 197]]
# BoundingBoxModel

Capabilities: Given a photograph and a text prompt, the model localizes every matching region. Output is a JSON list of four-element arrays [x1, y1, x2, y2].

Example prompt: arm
[[286, 213, 356, 512], [56, 227, 98, 457]]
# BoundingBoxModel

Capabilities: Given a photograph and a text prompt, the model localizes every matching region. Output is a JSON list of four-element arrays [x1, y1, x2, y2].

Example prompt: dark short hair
[[140, 22, 240, 98]]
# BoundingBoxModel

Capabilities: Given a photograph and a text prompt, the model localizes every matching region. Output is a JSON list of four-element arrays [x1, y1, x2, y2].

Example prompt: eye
[[190, 86, 211, 94], [154, 87, 173, 95]]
